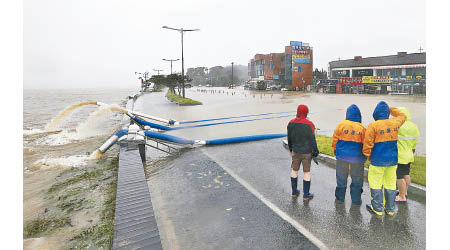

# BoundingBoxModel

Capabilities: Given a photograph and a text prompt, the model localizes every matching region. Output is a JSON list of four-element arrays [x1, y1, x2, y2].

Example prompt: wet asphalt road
[[201, 139, 426, 250], [135, 89, 426, 249], [146, 149, 318, 250], [145, 139, 425, 250]]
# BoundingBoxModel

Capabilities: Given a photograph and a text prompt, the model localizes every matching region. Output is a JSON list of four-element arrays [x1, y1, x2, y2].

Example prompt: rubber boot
[[367, 188, 383, 215], [291, 177, 299, 198], [303, 180, 314, 200], [384, 188, 397, 216], [350, 183, 363, 205], [335, 187, 346, 203]]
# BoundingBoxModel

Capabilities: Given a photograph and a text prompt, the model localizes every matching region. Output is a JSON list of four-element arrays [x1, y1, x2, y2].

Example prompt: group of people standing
[[287, 101, 419, 216]]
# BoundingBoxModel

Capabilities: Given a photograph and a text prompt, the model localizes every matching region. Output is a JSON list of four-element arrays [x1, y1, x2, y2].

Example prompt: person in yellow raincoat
[[396, 107, 420, 203], [363, 101, 406, 216]]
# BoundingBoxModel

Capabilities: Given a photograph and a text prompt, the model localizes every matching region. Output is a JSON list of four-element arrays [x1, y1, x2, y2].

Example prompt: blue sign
[[298, 66, 302, 72], [294, 58, 311, 63], [274, 75, 279, 79], [205, 77, 210, 80], [290, 41, 302, 46], [270, 61, 273, 70]]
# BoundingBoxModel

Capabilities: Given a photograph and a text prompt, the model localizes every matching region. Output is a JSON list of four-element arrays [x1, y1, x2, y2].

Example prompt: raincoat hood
[[346, 104, 362, 123], [397, 107, 411, 121], [296, 104, 309, 119], [372, 101, 390, 121]]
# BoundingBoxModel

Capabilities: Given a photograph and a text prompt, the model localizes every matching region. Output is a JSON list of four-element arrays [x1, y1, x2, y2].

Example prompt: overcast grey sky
[[24, 0, 425, 89]]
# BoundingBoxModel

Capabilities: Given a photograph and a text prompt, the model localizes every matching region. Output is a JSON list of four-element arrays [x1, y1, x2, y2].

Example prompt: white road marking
[[202, 149, 328, 250]]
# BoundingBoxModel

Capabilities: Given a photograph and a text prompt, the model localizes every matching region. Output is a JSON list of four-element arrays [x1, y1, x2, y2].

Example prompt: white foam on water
[[23, 128, 45, 135], [34, 104, 125, 146], [34, 132, 74, 146], [33, 155, 90, 169]]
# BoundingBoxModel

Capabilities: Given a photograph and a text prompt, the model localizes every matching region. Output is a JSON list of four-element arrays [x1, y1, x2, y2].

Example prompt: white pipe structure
[[95, 101, 179, 125], [98, 131, 128, 153]]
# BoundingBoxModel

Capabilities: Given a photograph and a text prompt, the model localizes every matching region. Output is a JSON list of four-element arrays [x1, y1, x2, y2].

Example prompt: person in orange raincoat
[[363, 101, 406, 216], [332, 104, 367, 205]]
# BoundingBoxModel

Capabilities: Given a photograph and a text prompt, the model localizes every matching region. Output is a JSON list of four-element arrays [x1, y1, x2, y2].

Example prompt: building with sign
[[328, 52, 426, 94], [248, 41, 313, 90]]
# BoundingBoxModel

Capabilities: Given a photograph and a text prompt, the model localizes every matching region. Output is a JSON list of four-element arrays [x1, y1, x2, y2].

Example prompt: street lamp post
[[231, 62, 234, 89], [153, 69, 163, 76], [162, 26, 200, 98], [135, 71, 150, 90], [162, 58, 180, 75]]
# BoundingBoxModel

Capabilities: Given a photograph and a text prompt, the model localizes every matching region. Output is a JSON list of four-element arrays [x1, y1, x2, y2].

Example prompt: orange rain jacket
[[332, 104, 366, 164], [363, 102, 406, 166]]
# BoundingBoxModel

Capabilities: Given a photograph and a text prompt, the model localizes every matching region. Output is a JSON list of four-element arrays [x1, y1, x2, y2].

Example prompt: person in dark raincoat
[[287, 104, 319, 200]]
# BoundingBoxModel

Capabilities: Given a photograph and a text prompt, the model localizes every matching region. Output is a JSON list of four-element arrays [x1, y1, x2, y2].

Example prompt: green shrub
[[166, 90, 202, 105]]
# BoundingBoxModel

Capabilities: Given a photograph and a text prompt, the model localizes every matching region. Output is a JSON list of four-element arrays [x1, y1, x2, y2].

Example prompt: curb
[[282, 140, 426, 196]]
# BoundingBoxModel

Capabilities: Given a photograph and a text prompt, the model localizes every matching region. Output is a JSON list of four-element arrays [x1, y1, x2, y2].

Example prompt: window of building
[[406, 67, 426, 76]]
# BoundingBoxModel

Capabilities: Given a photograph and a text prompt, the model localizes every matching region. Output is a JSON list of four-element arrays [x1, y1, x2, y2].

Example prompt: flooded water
[[23, 88, 136, 249], [134, 87, 426, 155], [23, 87, 425, 248], [136, 88, 426, 250]]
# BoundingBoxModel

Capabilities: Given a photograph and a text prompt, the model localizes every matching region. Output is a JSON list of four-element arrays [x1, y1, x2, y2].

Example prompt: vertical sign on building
[[285, 54, 292, 85], [291, 41, 311, 72]]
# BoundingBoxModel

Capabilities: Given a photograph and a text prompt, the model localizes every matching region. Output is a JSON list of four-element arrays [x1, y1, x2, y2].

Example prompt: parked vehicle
[[256, 81, 266, 90]]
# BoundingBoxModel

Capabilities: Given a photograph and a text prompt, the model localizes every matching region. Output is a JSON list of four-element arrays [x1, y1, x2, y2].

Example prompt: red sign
[[338, 77, 362, 85]]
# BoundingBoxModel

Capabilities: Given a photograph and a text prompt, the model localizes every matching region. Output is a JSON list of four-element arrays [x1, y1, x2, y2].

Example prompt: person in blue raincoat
[[363, 101, 406, 216], [332, 104, 367, 205]]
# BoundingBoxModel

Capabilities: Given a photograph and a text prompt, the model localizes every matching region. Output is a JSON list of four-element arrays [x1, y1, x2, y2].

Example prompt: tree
[[150, 74, 193, 96], [313, 68, 328, 85]]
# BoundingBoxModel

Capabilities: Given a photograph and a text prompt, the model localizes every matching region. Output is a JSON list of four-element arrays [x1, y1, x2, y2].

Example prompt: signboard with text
[[362, 76, 391, 84], [353, 69, 373, 77], [339, 77, 363, 85], [332, 70, 350, 78], [319, 79, 338, 85], [290, 41, 302, 46], [293, 54, 311, 64]]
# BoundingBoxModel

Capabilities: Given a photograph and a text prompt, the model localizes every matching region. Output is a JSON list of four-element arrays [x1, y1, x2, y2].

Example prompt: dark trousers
[[335, 160, 364, 204]]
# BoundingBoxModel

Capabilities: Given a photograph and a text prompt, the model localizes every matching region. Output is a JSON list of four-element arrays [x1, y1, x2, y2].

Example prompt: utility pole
[[418, 46, 424, 53], [231, 62, 234, 89], [162, 26, 200, 98], [153, 69, 163, 76], [162, 58, 180, 74]]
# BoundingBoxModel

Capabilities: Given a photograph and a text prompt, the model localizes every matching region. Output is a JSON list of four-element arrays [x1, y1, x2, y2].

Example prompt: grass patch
[[411, 156, 426, 186], [24, 216, 72, 238], [69, 157, 118, 249], [166, 90, 202, 105], [58, 187, 84, 201], [57, 198, 85, 213], [48, 169, 104, 193], [315, 134, 426, 186], [316, 135, 334, 156]]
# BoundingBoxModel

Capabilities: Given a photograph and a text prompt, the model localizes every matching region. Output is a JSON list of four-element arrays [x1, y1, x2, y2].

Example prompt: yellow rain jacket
[[397, 107, 420, 164]]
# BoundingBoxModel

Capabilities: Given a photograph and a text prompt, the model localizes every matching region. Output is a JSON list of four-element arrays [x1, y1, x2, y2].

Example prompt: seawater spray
[[45, 101, 98, 131], [72, 104, 127, 140]]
